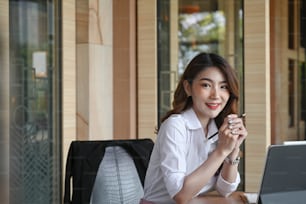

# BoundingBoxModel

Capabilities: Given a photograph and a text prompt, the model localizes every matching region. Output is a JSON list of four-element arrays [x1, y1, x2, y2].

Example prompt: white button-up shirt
[[143, 108, 240, 204]]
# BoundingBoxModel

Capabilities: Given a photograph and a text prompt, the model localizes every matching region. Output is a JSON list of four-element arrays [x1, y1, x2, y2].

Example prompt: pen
[[240, 113, 246, 126], [240, 113, 246, 118], [208, 131, 218, 140]]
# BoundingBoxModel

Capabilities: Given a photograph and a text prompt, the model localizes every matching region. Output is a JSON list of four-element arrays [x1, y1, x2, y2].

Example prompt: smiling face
[[184, 66, 230, 126]]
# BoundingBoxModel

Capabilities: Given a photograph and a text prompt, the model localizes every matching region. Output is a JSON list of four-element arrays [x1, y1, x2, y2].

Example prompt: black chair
[[63, 138, 154, 204]]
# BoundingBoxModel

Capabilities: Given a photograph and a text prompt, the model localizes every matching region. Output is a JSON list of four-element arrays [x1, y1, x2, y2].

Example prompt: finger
[[223, 114, 238, 134], [229, 124, 244, 135], [236, 135, 247, 147], [218, 123, 227, 133], [230, 128, 240, 135], [227, 114, 238, 125], [225, 129, 239, 141], [219, 117, 233, 132], [228, 117, 243, 126], [229, 119, 246, 133]]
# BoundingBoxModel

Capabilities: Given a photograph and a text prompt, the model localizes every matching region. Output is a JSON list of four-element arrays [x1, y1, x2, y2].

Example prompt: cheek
[[226, 94, 230, 100], [222, 92, 231, 102]]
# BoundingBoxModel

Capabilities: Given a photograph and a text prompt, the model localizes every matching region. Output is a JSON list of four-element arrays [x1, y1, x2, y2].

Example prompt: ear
[[183, 80, 191, 97]]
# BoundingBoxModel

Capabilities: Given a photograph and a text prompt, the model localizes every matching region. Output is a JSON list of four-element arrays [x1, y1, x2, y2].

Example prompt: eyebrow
[[199, 77, 227, 84]]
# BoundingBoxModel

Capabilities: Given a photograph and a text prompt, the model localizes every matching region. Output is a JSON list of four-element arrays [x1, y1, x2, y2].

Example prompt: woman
[[140, 53, 248, 204]]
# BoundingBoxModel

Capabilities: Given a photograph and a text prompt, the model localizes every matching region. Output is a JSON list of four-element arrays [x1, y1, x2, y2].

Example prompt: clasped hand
[[216, 114, 248, 157]]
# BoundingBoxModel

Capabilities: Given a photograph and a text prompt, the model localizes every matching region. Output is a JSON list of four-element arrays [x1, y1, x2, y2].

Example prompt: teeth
[[208, 103, 218, 106]]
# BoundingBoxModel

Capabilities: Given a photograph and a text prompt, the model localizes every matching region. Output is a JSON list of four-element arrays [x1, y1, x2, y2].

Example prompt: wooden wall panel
[[113, 0, 137, 139], [76, 0, 114, 140], [244, 0, 271, 192], [76, 0, 90, 140], [62, 0, 76, 177], [0, 1, 9, 202], [87, 0, 113, 140], [137, 0, 158, 139]]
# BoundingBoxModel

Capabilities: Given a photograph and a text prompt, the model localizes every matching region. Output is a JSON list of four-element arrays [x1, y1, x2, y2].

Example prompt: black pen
[[208, 131, 218, 140]]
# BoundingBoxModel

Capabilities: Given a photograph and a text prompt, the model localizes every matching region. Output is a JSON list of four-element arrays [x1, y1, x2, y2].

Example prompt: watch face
[[225, 156, 240, 165]]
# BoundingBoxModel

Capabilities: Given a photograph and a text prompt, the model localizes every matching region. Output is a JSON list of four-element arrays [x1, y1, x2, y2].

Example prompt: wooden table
[[188, 192, 247, 204]]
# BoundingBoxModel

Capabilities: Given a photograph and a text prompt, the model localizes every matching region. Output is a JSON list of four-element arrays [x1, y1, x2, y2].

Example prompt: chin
[[210, 110, 222, 118]]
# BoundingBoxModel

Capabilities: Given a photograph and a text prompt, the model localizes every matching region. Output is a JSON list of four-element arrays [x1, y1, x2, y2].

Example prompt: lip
[[206, 103, 220, 110]]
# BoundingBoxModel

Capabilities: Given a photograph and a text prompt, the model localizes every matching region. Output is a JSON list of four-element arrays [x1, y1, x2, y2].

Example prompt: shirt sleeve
[[215, 172, 240, 197], [158, 117, 188, 198]]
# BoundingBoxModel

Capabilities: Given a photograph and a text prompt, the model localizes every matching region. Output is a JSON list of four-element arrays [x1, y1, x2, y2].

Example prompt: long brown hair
[[161, 52, 239, 128]]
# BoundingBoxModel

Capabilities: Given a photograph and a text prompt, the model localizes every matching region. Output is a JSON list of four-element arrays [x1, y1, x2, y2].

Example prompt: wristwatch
[[225, 156, 240, 165]]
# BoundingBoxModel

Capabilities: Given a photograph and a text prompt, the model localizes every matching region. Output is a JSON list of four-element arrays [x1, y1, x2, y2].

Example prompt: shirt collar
[[182, 108, 219, 136], [182, 108, 202, 129]]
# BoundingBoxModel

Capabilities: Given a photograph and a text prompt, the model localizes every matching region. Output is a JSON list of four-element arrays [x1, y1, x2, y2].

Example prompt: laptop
[[256, 144, 306, 204]]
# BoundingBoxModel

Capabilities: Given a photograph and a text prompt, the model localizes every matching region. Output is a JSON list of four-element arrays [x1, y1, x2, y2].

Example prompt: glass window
[[278, 0, 306, 141], [288, 0, 295, 49], [300, 0, 306, 139], [157, 0, 244, 189], [288, 59, 295, 127], [9, 0, 61, 203], [158, 0, 244, 120], [300, 62, 306, 139]]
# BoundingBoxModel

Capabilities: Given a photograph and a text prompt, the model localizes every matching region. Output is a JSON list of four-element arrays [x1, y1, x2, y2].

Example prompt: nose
[[210, 86, 220, 99]]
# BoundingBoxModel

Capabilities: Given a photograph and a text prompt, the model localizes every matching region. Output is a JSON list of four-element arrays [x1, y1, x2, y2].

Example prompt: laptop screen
[[258, 144, 306, 204]]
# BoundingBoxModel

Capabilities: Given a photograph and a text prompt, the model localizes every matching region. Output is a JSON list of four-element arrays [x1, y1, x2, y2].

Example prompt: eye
[[201, 83, 211, 88], [220, 84, 229, 89]]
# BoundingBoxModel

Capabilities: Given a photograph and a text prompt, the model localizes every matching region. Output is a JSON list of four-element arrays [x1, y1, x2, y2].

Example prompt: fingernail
[[231, 130, 237, 134]]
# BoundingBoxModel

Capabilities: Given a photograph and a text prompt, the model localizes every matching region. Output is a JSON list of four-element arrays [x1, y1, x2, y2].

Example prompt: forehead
[[194, 66, 226, 81]]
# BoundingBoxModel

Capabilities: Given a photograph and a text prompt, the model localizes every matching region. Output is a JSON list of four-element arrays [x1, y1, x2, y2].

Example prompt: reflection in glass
[[178, 8, 225, 74], [300, 62, 306, 139], [158, 0, 243, 120], [9, 1, 61, 203]]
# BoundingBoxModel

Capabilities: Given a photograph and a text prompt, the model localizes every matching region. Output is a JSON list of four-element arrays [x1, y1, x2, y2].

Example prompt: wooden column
[[0, 1, 10, 203], [137, 0, 158, 139], [113, 0, 137, 139], [244, 0, 271, 192], [76, 0, 114, 140]]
